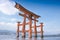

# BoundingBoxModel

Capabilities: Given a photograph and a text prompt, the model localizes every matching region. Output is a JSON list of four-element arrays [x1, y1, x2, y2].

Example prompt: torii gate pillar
[[29, 15, 32, 38], [22, 14, 26, 37], [17, 22, 20, 37], [34, 17, 37, 37], [40, 23, 43, 38]]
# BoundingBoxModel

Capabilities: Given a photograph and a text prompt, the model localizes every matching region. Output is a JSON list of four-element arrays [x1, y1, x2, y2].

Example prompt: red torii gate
[[15, 3, 44, 38]]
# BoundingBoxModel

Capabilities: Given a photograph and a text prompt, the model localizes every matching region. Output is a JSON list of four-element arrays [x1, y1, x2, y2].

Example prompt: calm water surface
[[0, 35, 60, 40]]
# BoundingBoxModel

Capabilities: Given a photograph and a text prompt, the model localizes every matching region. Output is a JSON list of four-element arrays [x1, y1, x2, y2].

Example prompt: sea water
[[0, 33, 60, 40]]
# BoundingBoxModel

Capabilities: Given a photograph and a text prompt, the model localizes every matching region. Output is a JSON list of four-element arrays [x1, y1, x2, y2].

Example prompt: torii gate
[[15, 3, 44, 38]]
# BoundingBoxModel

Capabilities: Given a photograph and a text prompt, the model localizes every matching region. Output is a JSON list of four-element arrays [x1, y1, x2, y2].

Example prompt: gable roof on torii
[[15, 2, 41, 18]]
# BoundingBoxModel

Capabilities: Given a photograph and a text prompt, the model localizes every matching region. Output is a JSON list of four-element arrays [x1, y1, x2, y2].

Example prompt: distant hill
[[44, 34, 60, 37], [0, 30, 16, 35], [0, 30, 60, 37], [36, 34, 60, 37]]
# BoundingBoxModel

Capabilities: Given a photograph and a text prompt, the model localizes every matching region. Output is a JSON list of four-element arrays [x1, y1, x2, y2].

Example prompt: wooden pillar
[[17, 22, 20, 37], [29, 15, 32, 38], [22, 14, 26, 37], [34, 17, 37, 37], [40, 23, 43, 38]]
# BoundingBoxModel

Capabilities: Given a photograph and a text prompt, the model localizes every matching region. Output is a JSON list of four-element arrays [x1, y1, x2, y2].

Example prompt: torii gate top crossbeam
[[15, 3, 40, 18]]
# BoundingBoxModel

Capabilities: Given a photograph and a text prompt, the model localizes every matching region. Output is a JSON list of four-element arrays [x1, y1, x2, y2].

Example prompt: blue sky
[[0, 0, 60, 34]]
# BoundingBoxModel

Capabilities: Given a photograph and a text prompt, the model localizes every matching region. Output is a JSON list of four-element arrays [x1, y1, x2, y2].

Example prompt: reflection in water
[[33, 37, 37, 40], [16, 37, 19, 40], [41, 37, 44, 40], [16, 37, 44, 40], [22, 37, 25, 40], [28, 38, 32, 40]]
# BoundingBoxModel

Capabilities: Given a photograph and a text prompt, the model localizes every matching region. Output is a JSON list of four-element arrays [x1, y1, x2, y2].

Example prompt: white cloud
[[0, 0, 19, 15], [0, 22, 17, 31], [0, 22, 6, 25], [0, 16, 18, 22], [11, 18, 17, 22]]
